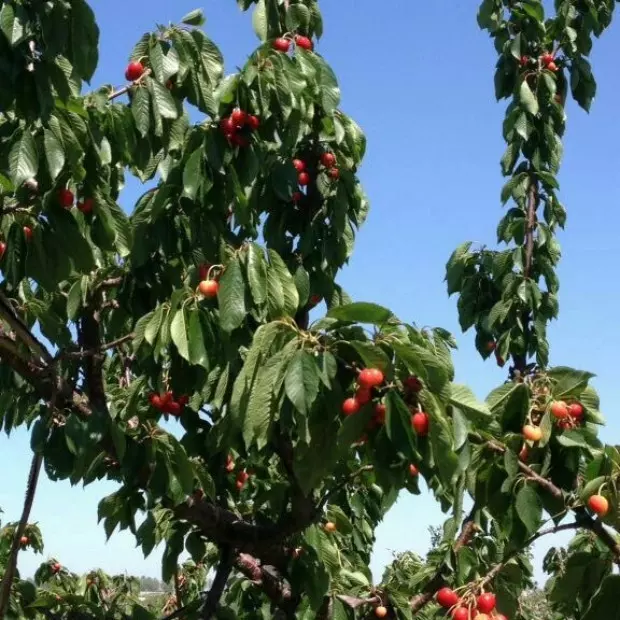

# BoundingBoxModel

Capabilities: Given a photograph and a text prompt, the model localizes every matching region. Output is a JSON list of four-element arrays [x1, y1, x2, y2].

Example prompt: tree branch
[[0, 453, 43, 619], [107, 69, 152, 101], [201, 547, 235, 619]]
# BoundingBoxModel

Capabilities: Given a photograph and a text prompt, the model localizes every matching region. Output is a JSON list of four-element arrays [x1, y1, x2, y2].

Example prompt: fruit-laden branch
[[409, 510, 479, 612], [486, 440, 563, 500], [107, 68, 152, 101], [0, 453, 43, 619], [200, 546, 235, 619]]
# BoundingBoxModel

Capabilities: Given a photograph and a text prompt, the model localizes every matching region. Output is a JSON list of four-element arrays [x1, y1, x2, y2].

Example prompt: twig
[[60, 333, 134, 359], [107, 69, 152, 101], [201, 547, 235, 619], [317, 465, 374, 511]]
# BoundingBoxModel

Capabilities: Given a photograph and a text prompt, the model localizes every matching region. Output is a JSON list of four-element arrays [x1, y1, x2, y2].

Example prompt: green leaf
[[182, 148, 203, 200], [327, 302, 393, 324], [132, 87, 151, 137], [246, 243, 268, 305], [9, 130, 38, 188], [515, 484, 542, 534], [145, 306, 165, 345], [219, 257, 246, 332], [181, 9, 205, 26], [170, 307, 190, 361], [385, 391, 416, 460], [149, 77, 178, 119], [70, 0, 99, 81], [188, 310, 209, 369], [285, 349, 320, 415], [450, 384, 491, 418], [348, 341, 391, 374], [0, 3, 25, 46], [519, 78, 539, 116], [308, 53, 341, 114], [286, 4, 311, 31], [43, 130, 65, 181], [582, 575, 620, 620], [268, 250, 299, 316], [66, 279, 82, 320], [548, 366, 595, 400]]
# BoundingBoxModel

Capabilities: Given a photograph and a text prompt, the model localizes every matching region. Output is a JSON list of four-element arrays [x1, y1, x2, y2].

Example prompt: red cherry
[[247, 115, 260, 130], [495, 615, 508, 620], [298, 171, 310, 186], [235, 480, 245, 490], [237, 470, 249, 483], [476, 593, 496, 614], [161, 391, 173, 405], [495, 350, 505, 367], [19, 536, 28, 545], [327, 167, 340, 180], [374, 403, 386, 424], [294, 35, 313, 51], [437, 587, 460, 609], [523, 425, 542, 442], [52, 562, 61, 574], [273, 38, 290, 52], [309, 294, 322, 306], [198, 280, 219, 298], [177, 395, 189, 406], [78, 198, 94, 214], [359, 368, 384, 389], [541, 52, 554, 65], [58, 188, 74, 208], [409, 463, 419, 477], [230, 133, 249, 147], [588, 494, 609, 517], [23, 226, 32, 241], [518, 445, 529, 462], [519, 55, 529, 66], [486, 341, 496, 352], [125, 61, 145, 82], [568, 402, 584, 418], [291, 191, 303, 203], [404, 376, 422, 392], [550, 400, 569, 419], [547, 61, 558, 72], [231, 108, 247, 128], [452, 609, 470, 620], [219, 117, 236, 136], [166, 401, 182, 416], [293, 159, 306, 172], [149, 393, 162, 409], [320, 152, 336, 167], [355, 388, 372, 406], [342, 397, 360, 416], [411, 411, 430, 436], [0, 241, 6, 260], [375, 607, 388, 619]]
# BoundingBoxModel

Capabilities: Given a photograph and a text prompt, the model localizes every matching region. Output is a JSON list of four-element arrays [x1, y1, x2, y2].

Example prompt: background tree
[[0, 0, 619, 619]]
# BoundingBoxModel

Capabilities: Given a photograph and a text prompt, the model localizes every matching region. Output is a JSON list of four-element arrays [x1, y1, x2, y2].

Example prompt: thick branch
[[201, 547, 235, 619]]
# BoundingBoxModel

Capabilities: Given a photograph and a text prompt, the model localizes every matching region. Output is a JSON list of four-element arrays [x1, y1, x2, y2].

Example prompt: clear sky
[[2, 0, 620, 587]]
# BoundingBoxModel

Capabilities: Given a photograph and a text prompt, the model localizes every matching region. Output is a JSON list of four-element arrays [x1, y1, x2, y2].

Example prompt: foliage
[[0, 0, 619, 619]]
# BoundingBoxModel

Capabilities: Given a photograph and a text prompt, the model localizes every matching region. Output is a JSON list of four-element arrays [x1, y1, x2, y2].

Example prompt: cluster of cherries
[[522, 399, 584, 445], [272, 34, 314, 53], [436, 589, 504, 620], [519, 51, 558, 72], [148, 391, 189, 416], [291, 152, 340, 200], [342, 369, 431, 441], [57, 188, 94, 214], [225, 454, 250, 491], [219, 107, 260, 148]]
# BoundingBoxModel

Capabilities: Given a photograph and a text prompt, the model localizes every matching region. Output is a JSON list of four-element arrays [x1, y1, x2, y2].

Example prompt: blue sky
[[2, 0, 620, 586]]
